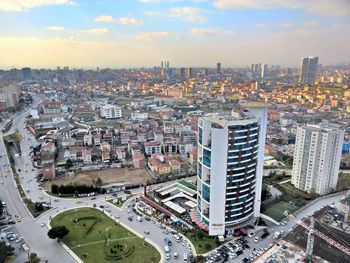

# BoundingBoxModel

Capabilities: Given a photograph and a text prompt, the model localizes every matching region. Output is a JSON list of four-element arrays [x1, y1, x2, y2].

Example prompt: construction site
[[265, 192, 350, 263]]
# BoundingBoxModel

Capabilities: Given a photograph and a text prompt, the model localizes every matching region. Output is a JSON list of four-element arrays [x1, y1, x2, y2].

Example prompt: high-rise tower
[[194, 103, 269, 236], [299, 57, 319, 84], [291, 121, 344, 195]]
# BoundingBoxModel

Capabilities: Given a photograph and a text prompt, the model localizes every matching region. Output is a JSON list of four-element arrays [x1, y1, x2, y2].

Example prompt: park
[[49, 208, 160, 263]]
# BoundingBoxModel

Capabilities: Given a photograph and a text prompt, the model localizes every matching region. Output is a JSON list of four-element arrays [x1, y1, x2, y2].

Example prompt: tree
[[0, 200, 3, 215], [35, 202, 44, 212], [0, 242, 14, 263], [95, 177, 103, 187], [65, 158, 73, 169], [48, 226, 69, 241], [27, 253, 40, 263]]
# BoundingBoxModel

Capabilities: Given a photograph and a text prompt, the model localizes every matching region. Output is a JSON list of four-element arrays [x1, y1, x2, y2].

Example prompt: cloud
[[303, 21, 319, 27], [168, 7, 207, 23], [118, 17, 143, 26], [81, 28, 108, 35], [144, 11, 162, 17], [95, 15, 117, 23], [213, 0, 350, 17], [135, 31, 180, 41], [0, 0, 75, 12], [95, 15, 143, 25], [191, 28, 235, 36], [47, 26, 65, 31]]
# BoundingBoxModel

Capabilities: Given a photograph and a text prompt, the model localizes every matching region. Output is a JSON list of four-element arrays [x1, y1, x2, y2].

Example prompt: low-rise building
[[100, 104, 122, 119]]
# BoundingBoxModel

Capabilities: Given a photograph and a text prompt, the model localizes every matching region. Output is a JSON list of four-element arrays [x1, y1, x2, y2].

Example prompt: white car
[[40, 223, 45, 227], [254, 237, 260, 243], [248, 232, 255, 238], [166, 253, 171, 260], [15, 237, 23, 243]]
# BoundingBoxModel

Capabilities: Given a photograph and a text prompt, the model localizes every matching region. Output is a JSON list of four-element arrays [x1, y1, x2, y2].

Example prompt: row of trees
[[51, 183, 106, 195]]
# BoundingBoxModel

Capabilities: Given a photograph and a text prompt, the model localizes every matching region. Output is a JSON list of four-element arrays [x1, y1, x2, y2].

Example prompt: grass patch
[[336, 172, 350, 192], [116, 99, 131, 106], [180, 229, 219, 254], [50, 208, 160, 263], [264, 201, 298, 222], [23, 198, 50, 218], [107, 195, 134, 209]]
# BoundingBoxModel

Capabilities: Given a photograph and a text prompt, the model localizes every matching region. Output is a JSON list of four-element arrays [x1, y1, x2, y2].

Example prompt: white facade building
[[194, 103, 268, 236], [131, 111, 148, 121], [100, 104, 122, 119], [291, 122, 344, 195]]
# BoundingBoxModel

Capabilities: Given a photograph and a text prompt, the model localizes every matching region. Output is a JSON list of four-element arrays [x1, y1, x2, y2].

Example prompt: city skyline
[[0, 0, 350, 68]]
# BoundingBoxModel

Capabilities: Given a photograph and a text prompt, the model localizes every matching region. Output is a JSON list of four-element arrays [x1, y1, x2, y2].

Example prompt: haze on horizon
[[0, 0, 349, 69]]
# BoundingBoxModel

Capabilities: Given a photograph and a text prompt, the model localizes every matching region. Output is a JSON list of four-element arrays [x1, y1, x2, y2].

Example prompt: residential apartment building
[[291, 122, 344, 195], [0, 84, 20, 110], [299, 56, 319, 85], [194, 103, 268, 236], [100, 104, 122, 119]]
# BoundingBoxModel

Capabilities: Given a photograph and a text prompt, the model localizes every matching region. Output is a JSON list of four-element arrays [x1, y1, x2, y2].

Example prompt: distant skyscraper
[[291, 121, 344, 195], [250, 64, 255, 73], [166, 61, 170, 69], [194, 103, 269, 236], [299, 57, 319, 84], [186, 67, 194, 79], [261, 64, 268, 78], [180, 67, 186, 80], [217, 62, 221, 74], [203, 68, 209, 77], [161, 61, 164, 69], [22, 67, 32, 81]]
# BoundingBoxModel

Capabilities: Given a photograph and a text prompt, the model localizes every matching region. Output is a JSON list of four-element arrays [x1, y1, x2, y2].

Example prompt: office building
[[186, 67, 194, 79], [299, 57, 319, 84], [180, 68, 186, 80], [100, 104, 122, 119], [203, 68, 209, 77], [193, 103, 269, 236], [291, 122, 344, 195], [22, 67, 32, 81], [261, 64, 268, 78], [217, 62, 221, 74]]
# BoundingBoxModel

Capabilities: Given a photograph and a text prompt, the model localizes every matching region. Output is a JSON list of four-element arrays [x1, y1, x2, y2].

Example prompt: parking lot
[[0, 226, 29, 262], [205, 235, 275, 263]]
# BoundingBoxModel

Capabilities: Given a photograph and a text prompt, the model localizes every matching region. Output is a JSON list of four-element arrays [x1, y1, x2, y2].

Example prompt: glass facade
[[225, 122, 259, 224], [203, 149, 211, 167]]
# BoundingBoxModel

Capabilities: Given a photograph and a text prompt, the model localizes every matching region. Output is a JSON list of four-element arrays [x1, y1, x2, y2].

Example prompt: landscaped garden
[[178, 228, 219, 254], [50, 208, 160, 263]]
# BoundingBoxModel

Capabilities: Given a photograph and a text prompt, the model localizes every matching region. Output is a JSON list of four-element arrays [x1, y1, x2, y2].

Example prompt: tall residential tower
[[291, 122, 344, 195], [193, 103, 268, 236], [299, 57, 319, 84]]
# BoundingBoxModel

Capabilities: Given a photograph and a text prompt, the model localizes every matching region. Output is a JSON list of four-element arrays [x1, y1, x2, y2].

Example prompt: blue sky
[[0, 0, 349, 68]]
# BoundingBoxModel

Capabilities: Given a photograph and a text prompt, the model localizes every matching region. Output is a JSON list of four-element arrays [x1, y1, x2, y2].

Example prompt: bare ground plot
[[53, 168, 151, 186]]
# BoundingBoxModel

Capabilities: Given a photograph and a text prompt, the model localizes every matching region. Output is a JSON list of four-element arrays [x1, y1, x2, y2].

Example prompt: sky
[[0, 0, 349, 69]]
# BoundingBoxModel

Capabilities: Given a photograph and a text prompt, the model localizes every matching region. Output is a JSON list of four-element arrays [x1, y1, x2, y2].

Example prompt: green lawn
[[50, 208, 160, 263], [116, 99, 131, 106], [181, 229, 219, 254], [107, 195, 134, 209], [264, 201, 298, 222]]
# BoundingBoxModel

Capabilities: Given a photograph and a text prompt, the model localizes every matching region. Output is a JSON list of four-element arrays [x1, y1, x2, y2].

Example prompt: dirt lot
[[53, 168, 151, 186]]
